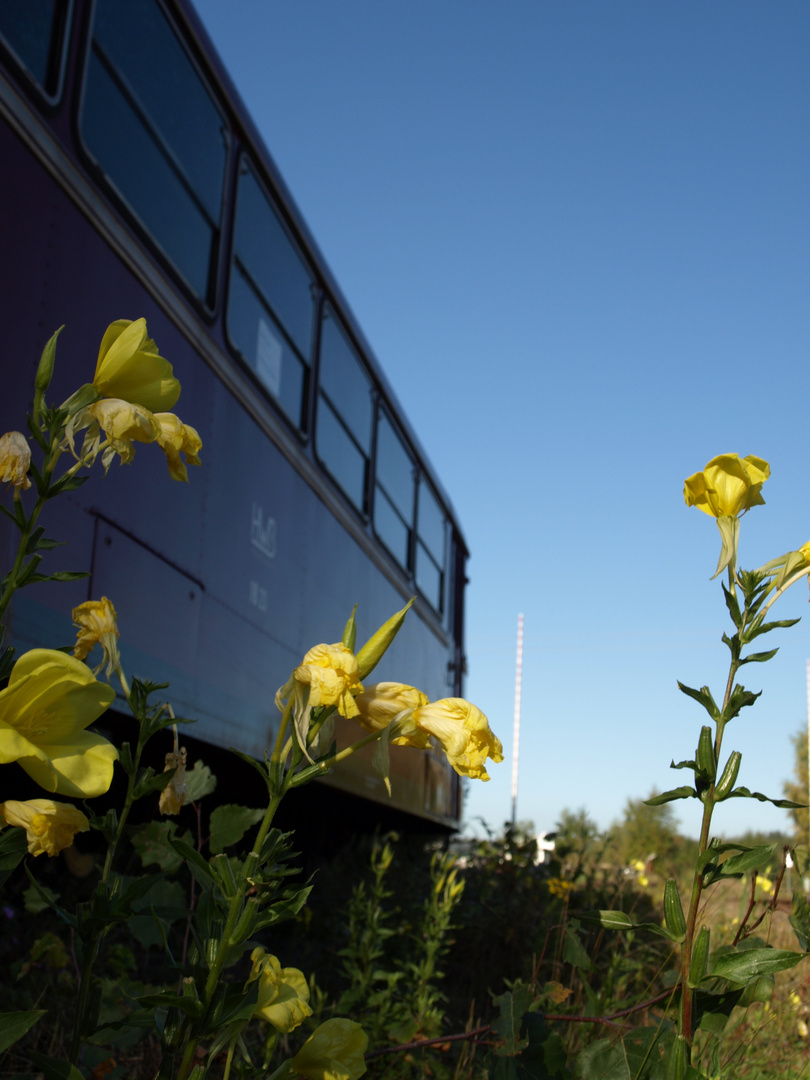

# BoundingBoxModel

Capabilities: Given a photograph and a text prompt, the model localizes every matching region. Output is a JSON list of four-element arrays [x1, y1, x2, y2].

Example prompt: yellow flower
[[798, 1019, 808, 1039], [0, 431, 31, 490], [72, 596, 120, 677], [683, 454, 770, 519], [0, 798, 89, 857], [0, 649, 117, 797], [85, 398, 160, 466], [249, 948, 312, 1033], [293, 644, 364, 719], [153, 413, 202, 482], [159, 747, 187, 815], [548, 877, 574, 899], [412, 698, 503, 781], [93, 319, 180, 411], [292, 1018, 368, 1080], [353, 683, 432, 748], [683, 454, 770, 578]]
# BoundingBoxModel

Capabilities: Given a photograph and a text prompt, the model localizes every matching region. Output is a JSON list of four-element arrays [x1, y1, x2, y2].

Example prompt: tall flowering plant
[[580, 453, 810, 1078], [0, 323, 501, 1080]]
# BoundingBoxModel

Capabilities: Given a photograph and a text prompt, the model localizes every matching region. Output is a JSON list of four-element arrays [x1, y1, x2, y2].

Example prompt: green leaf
[[723, 583, 742, 628], [577, 909, 682, 941], [168, 838, 214, 889], [0, 1010, 47, 1054], [0, 827, 28, 886], [709, 947, 804, 985], [209, 805, 265, 854], [645, 786, 696, 805], [137, 992, 204, 1019], [724, 786, 805, 809], [718, 845, 777, 877], [677, 682, 720, 719], [491, 982, 533, 1055], [721, 684, 760, 723], [131, 821, 184, 871], [371, 726, 392, 796], [228, 748, 273, 794], [184, 760, 218, 802], [743, 616, 800, 643], [574, 1028, 673, 1080], [791, 892, 810, 951], [738, 648, 779, 665], [25, 1052, 85, 1080], [563, 922, 594, 971]]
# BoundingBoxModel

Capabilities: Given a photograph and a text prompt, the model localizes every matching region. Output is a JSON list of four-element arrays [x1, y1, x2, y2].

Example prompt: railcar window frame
[[415, 474, 447, 617], [315, 302, 374, 516], [0, 0, 72, 104], [373, 405, 415, 573], [225, 153, 317, 434], [77, 0, 230, 310]]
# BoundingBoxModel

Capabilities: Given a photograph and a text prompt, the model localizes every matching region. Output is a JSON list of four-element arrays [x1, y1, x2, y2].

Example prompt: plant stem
[[679, 565, 747, 1051]]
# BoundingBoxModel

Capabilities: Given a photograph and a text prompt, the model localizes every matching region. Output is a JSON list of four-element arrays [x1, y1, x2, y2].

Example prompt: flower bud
[[355, 598, 414, 679]]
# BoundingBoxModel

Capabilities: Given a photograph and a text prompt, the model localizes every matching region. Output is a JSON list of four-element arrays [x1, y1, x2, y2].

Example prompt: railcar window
[[227, 162, 314, 428], [416, 479, 446, 613], [0, 0, 67, 95], [317, 307, 373, 513], [374, 410, 414, 570], [81, 0, 227, 303]]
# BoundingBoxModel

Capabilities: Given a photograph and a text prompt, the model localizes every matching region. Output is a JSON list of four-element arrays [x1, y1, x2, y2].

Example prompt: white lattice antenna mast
[[511, 613, 524, 828]]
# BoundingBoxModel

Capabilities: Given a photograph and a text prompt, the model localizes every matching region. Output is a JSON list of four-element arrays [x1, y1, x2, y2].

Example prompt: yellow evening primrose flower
[[276, 643, 364, 762], [0, 798, 89, 857], [0, 649, 117, 797], [412, 698, 503, 781], [291, 1018, 368, 1080], [93, 318, 181, 412], [153, 413, 202, 482], [683, 454, 770, 578], [85, 398, 161, 467], [353, 683, 432, 748], [683, 454, 770, 518], [73, 596, 120, 676], [0, 431, 32, 490], [294, 644, 364, 718], [249, 948, 312, 1033]]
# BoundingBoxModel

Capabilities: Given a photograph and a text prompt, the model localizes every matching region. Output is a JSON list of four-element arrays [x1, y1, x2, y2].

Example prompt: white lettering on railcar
[[251, 503, 277, 558], [249, 581, 268, 612]]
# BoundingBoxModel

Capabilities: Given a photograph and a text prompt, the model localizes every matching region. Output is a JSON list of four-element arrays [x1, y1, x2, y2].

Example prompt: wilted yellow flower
[[0, 431, 31, 490], [798, 1019, 808, 1039], [72, 596, 119, 676], [0, 649, 117, 797], [159, 746, 187, 815], [292, 1018, 368, 1080], [791, 992, 802, 1007], [93, 319, 180, 412], [684, 454, 770, 519], [293, 644, 363, 719], [0, 798, 89, 857], [412, 698, 503, 781], [249, 948, 312, 1033], [85, 398, 160, 466], [353, 683, 431, 748], [153, 413, 202, 482]]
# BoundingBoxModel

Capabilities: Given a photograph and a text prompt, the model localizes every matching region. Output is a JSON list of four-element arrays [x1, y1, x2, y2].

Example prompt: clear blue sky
[[194, 1, 810, 840]]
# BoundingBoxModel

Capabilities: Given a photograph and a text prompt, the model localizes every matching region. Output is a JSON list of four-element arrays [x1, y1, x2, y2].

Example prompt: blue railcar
[[0, 0, 467, 828]]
